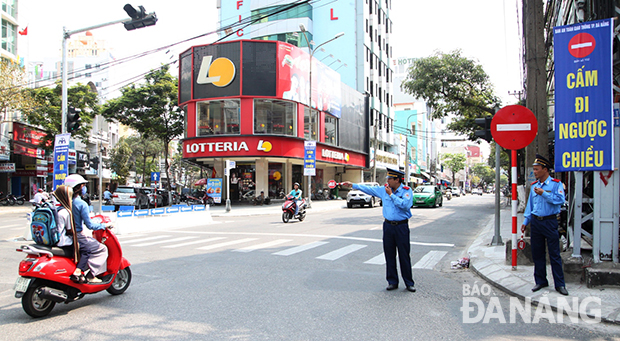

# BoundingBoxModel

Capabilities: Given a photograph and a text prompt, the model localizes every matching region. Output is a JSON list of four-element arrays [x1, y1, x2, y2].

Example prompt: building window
[[197, 100, 241, 136], [304, 107, 319, 141], [1, 19, 16, 55], [254, 99, 296, 136], [183, 105, 188, 138], [324, 115, 338, 145], [2, 0, 16, 17]]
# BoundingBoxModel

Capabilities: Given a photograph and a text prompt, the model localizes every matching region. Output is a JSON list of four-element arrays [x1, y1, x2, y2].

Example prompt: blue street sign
[[193, 205, 205, 211], [151, 208, 165, 215], [134, 209, 150, 217], [151, 172, 160, 182], [166, 206, 180, 214], [117, 211, 133, 218], [304, 141, 316, 176], [180, 205, 193, 212]]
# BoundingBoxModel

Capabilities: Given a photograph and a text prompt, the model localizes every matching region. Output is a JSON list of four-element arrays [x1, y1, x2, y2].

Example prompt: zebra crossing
[[117, 233, 452, 270]]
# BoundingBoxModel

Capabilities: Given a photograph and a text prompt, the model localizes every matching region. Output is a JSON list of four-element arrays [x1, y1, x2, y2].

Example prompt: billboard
[[554, 19, 614, 171], [277, 43, 341, 118]]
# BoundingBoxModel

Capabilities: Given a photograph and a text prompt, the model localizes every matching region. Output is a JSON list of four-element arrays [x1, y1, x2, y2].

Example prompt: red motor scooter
[[281, 195, 307, 223], [14, 215, 131, 318]]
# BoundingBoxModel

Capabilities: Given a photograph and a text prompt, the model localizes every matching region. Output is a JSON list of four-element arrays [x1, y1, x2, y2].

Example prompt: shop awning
[[420, 171, 431, 179]]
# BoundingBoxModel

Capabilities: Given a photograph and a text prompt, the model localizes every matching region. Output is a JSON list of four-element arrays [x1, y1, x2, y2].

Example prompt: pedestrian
[[254, 191, 265, 206], [342, 168, 416, 292], [64, 174, 110, 284], [522, 154, 568, 296]]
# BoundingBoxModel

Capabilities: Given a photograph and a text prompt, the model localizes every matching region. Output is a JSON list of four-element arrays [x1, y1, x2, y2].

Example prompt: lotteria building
[[179, 40, 369, 200]]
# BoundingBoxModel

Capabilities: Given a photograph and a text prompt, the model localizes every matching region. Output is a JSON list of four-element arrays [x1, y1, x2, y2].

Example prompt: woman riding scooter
[[64, 174, 111, 283]]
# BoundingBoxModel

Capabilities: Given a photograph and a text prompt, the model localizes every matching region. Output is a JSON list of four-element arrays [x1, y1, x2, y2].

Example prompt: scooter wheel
[[298, 211, 306, 221], [17, 200, 24, 205], [22, 282, 56, 318], [282, 212, 291, 223], [107, 267, 132, 295]]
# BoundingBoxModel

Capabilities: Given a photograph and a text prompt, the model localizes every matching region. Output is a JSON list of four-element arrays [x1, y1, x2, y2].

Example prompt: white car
[[472, 188, 483, 195], [347, 182, 382, 208]]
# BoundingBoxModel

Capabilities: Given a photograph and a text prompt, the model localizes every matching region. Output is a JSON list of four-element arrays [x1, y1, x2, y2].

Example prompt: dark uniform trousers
[[383, 221, 415, 287], [530, 217, 565, 287]]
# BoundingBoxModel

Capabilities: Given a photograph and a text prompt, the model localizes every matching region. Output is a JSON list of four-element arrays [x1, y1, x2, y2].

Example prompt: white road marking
[[196, 238, 258, 251], [121, 235, 171, 244], [132, 236, 196, 247], [412, 250, 448, 270], [0, 224, 21, 229], [233, 239, 293, 253], [162, 237, 227, 248], [370, 226, 382, 230], [115, 234, 147, 240], [272, 241, 329, 256], [364, 253, 386, 265], [316, 244, 367, 261]]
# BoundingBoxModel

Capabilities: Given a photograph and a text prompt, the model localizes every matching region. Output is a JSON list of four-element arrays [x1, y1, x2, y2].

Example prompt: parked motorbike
[[0, 191, 15, 206], [14, 215, 132, 318], [281, 195, 307, 223], [9, 193, 25, 205]]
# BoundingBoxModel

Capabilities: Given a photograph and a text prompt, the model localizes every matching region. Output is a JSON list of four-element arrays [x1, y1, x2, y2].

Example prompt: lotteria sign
[[183, 136, 366, 167]]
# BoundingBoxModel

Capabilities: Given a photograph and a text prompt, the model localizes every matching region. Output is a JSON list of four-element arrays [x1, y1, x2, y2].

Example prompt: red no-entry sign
[[491, 105, 538, 150], [328, 179, 337, 189]]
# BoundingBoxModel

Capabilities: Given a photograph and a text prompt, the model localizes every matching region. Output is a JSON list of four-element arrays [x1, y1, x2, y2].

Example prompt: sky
[[18, 0, 523, 105]]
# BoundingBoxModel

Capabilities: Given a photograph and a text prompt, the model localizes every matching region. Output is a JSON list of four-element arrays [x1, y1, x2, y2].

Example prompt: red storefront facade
[[179, 40, 369, 201]]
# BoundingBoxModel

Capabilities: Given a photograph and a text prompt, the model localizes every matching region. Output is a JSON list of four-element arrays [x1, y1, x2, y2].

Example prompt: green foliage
[[487, 142, 511, 174], [126, 134, 161, 186], [441, 153, 466, 185], [107, 137, 132, 185], [25, 82, 100, 149], [470, 163, 495, 185], [401, 50, 501, 140], [102, 65, 183, 189], [0, 60, 37, 119]]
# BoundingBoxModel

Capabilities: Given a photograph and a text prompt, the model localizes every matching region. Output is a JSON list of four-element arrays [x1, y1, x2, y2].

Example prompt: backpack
[[30, 202, 64, 246]]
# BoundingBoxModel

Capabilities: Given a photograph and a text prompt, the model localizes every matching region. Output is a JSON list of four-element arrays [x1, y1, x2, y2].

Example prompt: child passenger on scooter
[[64, 174, 111, 284]]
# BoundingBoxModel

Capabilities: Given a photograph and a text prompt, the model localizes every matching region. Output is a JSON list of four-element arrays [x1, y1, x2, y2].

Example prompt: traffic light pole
[[61, 11, 156, 133]]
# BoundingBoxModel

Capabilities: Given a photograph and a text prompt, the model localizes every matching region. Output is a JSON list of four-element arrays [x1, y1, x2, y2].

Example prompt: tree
[[401, 50, 501, 140], [470, 163, 495, 186], [441, 153, 466, 186], [126, 134, 161, 186], [102, 66, 183, 190], [107, 137, 132, 185], [25, 82, 100, 149], [0, 60, 37, 121], [487, 142, 511, 175]]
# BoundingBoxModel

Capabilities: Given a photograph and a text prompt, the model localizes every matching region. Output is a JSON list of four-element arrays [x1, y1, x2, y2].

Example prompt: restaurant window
[[304, 107, 319, 141], [196, 100, 240, 136], [268, 163, 284, 198], [254, 99, 296, 136], [324, 115, 338, 145]]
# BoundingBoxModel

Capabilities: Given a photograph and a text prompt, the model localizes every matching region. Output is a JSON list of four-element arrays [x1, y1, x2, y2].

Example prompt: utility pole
[[372, 117, 377, 182], [523, 0, 548, 182]]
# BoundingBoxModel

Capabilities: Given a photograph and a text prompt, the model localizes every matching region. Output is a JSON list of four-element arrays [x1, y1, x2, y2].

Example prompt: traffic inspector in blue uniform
[[343, 168, 416, 292], [522, 154, 568, 296]]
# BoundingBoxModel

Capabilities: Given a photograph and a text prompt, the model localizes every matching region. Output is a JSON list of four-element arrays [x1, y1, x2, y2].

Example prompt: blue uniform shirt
[[72, 196, 105, 233], [352, 183, 413, 221], [523, 177, 565, 226]]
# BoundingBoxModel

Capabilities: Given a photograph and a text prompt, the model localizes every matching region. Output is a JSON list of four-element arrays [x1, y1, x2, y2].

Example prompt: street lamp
[[299, 24, 344, 208]]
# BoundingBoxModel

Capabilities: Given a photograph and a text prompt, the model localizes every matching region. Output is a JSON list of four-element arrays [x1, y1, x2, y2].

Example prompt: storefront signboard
[[13, 123, 49, 146], [207, 178, 223, 204], [0, 136, 9, 161], [0, 163, 15, 172]]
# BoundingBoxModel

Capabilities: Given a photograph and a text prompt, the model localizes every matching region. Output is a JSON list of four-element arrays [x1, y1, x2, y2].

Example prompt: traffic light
[[89, 156, 99, 170], [67, 107, 81, 133], [123, 4, 158, 31], [474, 116, 493, 142]]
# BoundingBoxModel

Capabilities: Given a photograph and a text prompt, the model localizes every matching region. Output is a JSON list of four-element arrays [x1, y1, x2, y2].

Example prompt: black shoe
[[406, 286, 416, 292], [531, 284, 549, 292], [386, 284, 398, 291], [555, 286, 569, 296]]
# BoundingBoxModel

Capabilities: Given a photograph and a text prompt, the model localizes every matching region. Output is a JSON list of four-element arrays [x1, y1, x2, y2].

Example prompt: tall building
[[217, 0, 397, 181]]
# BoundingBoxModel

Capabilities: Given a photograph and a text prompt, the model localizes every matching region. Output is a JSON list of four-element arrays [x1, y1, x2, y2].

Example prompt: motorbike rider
[[65, 174, 110, 284], [289, 183, 303, 215], [103, 187, 112, 205]]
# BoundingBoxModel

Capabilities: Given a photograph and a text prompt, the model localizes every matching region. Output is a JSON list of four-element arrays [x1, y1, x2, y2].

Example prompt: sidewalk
[[468, 207, 620, 324]]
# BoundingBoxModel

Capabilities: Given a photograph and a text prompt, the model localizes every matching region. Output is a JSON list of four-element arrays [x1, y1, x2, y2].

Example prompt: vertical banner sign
[[53, 134, 71, 190], [207, 178, 223, 204], [304, 141, 316, 176], [554, 18, 614, 171]]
